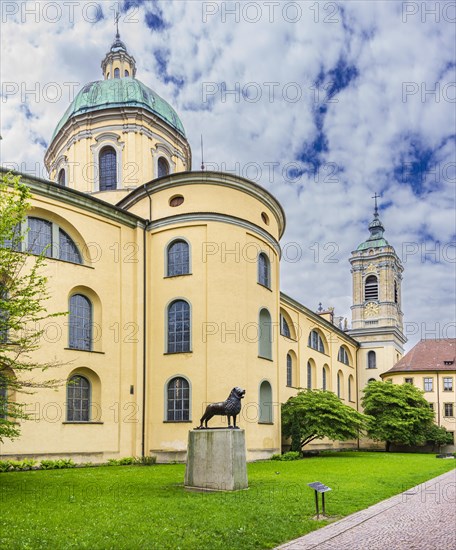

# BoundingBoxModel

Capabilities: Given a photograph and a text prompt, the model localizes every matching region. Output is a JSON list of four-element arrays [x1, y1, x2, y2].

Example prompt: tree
[[281, 389, 370, 453], [0, 172, 64, 442], [424, 424, 454, 451], [362, 381, 435, 452]]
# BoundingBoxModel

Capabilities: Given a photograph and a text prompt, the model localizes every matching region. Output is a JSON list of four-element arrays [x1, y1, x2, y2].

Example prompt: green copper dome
[[356, 208, 389, 251], [51, 77, 185, 142]]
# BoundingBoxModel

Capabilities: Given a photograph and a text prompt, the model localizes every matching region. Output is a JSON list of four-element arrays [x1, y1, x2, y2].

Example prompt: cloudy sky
[[1, 0, 455, 350]]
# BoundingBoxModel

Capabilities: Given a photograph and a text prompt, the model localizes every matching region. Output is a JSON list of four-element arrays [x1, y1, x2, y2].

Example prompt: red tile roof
[[382, 339, 456, 375]]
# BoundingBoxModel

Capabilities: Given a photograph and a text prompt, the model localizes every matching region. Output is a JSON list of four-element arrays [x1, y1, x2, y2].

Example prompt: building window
[[394, 281, 398, 303], [258, 253, 271, 288], [404, 377, 414, 384], [444, 403, 454, 417], [58, 168, 66, 186], [338, 346, 350, 365], [307, 362, 312, 389], [337, 371, 343, 398], [28, 217, 52, 257], [258, 308, 272, 360], [99, 146, 117, 191], [167, 240, 190, 277], [322, 367, 327, 390], [348, 375, 354, 401], [368, 378, 376, 383], [59, 229, 82, 264], [67, 375, 90, 421], [308, 330, 325, 353], [364, 275, 378, 301], [367, 350, 376, 369], [114, 68, 120, 78], [166, 377, 190, 421], [424, 378, 433, 392], [443, 377, 453, 392], [259, 381, 273, 423], [280, 315, 291, 338], [157, 157, 170, 178], [167, 300, 190, 353], [169, 195, 184, 207], [429, 403, 434, 411], [69, 294, 92, 351], [286, 354, 292, 387], [125, 70, 129, 77]]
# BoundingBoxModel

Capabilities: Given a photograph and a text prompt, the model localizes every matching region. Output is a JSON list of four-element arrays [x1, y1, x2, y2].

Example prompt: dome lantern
[[101, 28, 137, 80]]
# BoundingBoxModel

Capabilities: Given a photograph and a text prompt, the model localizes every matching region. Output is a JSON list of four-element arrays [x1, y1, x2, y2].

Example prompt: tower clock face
[[364, 302, 379, 317]]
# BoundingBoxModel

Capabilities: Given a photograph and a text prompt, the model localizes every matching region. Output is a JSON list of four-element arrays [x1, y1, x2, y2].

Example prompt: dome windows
[[99, 146, 117, 191]]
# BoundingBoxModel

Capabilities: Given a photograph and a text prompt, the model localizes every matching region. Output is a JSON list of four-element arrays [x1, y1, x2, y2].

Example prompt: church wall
[[0, 187, 145, 462], [146, 216, 281, 462]]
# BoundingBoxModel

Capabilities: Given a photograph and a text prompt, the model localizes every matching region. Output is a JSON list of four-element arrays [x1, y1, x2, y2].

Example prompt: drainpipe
[[141, 185, 152, 458]]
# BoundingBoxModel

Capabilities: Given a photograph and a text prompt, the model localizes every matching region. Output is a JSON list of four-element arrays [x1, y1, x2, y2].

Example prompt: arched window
[[338, 346, 350, 365], [280, 314, 291, 338], [367, 350, 377, 369], [58, 168, 66, 186], [28, 217, 52, 257], [348, 375, 354, 401], [69, 294, 92, 351], [125, 70, 129, 77], [286, 354, 292, 387], [59, 229, 82, 264], [258, 253, 271, 288], [166, 377, 190, 421], [258, 308, 272, 360], [365, 275, 378, 301], [114, 68, 120, 79], [67, 375, 90, 421], [167, 300, 190, 353], [322, 366, 328, 390], [99, 146, 117, 191], [307, 361, 312, 389], [259, 381, 273, 423], [167, 240, 190, 277], [157, 157, 170, 178], [368, 378, 376, 383], [308, 330, 325, 353], [337, 371, 343, 398]]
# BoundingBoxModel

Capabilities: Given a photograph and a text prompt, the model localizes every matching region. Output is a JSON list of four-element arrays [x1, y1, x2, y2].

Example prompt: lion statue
[[197, 387, 245, 429]]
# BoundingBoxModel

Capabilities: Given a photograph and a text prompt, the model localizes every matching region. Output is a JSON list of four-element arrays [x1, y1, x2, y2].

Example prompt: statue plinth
[[184, 429, 248, 491]]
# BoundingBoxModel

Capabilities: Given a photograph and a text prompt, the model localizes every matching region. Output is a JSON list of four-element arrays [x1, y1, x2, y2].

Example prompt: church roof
[[356, 205, 389, 251], [50, 77, 185, 142], [383, 339, 456, 375]]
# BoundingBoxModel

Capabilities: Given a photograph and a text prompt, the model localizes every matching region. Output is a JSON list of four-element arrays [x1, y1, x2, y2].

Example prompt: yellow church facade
[[6, 32, 449, 463]]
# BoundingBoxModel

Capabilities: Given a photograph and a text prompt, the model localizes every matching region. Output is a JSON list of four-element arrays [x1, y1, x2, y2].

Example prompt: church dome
[[50, 77, 186, 142]]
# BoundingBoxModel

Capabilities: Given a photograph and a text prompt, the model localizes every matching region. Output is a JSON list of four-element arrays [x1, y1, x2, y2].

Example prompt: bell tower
[[349, 195, 406, 397]]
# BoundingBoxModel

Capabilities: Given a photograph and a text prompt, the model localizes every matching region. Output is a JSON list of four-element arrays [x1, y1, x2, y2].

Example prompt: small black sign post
[[308, 481, 332, 519]]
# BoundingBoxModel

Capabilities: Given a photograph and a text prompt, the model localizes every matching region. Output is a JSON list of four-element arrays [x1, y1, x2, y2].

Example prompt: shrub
[[40, 459, 75, 470], [271, 451, 301, 461], [0, 459, 37, 472]]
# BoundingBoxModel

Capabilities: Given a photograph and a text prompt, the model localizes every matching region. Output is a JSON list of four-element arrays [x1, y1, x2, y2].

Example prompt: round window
[[169, 195, 184, 207], [261, 212, 269, 225]]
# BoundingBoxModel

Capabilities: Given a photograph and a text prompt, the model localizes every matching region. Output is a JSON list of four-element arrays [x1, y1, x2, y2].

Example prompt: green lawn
[[1, 452, 454, 549]]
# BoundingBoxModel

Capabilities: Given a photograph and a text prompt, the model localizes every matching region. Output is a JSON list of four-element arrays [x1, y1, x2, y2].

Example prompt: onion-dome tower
[[348, 195, 406, 395]]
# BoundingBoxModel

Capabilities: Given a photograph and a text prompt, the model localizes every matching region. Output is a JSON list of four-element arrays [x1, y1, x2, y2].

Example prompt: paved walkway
[[277, 467, 456, 550]]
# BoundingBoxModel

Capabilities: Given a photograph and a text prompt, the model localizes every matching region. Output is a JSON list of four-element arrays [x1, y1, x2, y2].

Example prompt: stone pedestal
[[184, 429, 248, 491]]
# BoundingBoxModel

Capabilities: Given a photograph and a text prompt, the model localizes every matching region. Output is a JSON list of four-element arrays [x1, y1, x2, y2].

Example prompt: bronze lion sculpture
[[198, 387, 245, 429]]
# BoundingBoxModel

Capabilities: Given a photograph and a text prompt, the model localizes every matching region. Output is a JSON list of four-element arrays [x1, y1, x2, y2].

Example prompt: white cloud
[[1, 0, 454, 350]]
